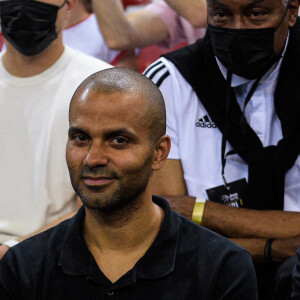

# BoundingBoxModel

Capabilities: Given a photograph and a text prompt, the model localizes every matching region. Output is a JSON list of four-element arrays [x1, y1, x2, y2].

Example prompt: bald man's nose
[[84, 143, 109, 167]]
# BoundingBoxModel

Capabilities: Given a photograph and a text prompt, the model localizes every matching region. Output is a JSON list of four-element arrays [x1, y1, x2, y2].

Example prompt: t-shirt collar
[[136, 196, 178, 279], [58, 206, 91, 276], [58, 196, 178, 283]]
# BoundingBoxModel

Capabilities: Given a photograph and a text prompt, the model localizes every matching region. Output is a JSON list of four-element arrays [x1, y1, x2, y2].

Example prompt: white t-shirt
[[0, 47, 111, 242], [145, 56, 300, 212], [63, 13, 122, 64]]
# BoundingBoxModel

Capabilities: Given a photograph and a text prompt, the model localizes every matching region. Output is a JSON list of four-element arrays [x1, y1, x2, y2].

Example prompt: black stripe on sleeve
[[148, 65, 166, 80], [155, 71, 170, 88], [144, 61, 163, 76]]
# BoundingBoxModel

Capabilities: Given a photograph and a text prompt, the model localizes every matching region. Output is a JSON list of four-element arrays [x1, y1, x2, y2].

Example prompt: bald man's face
[[66, 90, 155, 212]]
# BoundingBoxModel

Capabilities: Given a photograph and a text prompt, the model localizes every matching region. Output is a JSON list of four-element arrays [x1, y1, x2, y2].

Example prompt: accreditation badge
[[206, 178, 248, 208]]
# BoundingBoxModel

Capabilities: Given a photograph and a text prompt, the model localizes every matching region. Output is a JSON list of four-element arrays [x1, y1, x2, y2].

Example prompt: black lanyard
[[221, 71, 263, 189]]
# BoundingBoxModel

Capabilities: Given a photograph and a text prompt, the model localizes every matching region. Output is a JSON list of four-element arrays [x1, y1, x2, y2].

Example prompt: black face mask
[[208, 4, 289, 79], [0, 0, 66, 56]]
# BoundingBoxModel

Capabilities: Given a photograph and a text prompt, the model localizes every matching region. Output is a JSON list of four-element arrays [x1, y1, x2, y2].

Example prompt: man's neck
[[84, 194, 163, 250], [2, 37, 65, 77], [83, 194, 164, 282]]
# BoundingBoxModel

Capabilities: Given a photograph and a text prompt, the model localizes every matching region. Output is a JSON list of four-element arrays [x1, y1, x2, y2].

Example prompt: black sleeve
[[291, 247, 300, 300], [213, 249, 258, 300], [0, 249, 24, 300]]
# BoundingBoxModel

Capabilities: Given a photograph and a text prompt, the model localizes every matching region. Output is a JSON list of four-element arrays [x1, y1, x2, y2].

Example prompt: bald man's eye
[[111, 137, 128, 144], [77, 135, 88, 141], [71, 134, 90, 146], [109, 137, 130, 149]]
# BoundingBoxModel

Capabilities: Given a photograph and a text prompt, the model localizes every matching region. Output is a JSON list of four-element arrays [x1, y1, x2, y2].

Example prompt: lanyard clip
[[222, 174, 230, 191]]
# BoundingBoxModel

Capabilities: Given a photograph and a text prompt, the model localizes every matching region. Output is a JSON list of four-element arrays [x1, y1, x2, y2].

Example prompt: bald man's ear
[[288, 0, 299, 27], [151, 135, 171, 172]]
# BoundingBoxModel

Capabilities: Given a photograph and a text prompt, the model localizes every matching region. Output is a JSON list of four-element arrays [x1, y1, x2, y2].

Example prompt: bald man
[[0, 68, 257, 300]]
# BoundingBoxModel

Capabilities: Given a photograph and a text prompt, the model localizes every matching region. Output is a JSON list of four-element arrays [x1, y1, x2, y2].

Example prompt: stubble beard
[[70, 155, 153, 217]]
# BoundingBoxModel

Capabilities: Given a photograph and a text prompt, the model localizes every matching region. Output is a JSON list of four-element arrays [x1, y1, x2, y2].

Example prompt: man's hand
[[0, 245, 9, 260], [152, 158, 300, 262], [163, 195, 196, 220], [272, 234, 300, 263]]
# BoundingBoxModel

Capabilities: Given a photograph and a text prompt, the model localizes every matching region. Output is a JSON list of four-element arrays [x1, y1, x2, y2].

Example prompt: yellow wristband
[[192, 202, 206, 225]]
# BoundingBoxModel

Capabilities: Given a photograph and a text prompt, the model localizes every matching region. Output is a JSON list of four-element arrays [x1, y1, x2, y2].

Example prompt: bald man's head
[[70, 67, 166, 144]]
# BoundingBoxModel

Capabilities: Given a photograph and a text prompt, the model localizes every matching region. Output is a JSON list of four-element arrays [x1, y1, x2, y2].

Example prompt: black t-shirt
[[291, 247, 300, 299], [0, 196, 258, 299]]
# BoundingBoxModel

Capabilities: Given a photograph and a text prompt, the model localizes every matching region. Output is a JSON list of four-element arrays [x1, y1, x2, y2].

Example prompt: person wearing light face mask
[[0, 0, 111, 260], [145, 0, 300, 299]]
